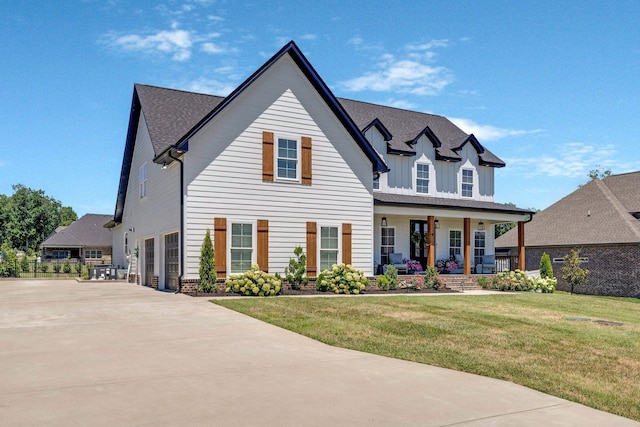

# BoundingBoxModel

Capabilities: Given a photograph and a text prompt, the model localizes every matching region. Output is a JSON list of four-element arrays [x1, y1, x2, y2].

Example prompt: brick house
[[41, 214, 113, 264], [496, 172, 640, 297]]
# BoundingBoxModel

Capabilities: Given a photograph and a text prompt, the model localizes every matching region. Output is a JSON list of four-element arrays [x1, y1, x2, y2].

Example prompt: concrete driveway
[[1, 280, 637, 426]]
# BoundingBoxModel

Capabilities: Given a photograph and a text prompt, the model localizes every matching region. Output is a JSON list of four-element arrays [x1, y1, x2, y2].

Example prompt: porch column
[[518, 221, 525, 271], [427, 215, 435, 267], [463, 218, 471, 275]]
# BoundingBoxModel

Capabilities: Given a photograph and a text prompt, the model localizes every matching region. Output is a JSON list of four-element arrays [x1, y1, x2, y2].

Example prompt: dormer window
[[416, 163, 430, 194], [462, 169, 473, 198]]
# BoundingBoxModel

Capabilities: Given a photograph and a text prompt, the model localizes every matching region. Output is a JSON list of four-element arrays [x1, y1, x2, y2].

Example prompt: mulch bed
[[190, 285, 458, 298]]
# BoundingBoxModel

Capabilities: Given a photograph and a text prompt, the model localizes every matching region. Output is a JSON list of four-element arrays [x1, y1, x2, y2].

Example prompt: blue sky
[[2, 0, 639, 217]]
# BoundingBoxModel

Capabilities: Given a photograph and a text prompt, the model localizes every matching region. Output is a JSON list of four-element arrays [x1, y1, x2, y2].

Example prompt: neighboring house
[[107, 41, 532, 292], [496, 172, 640, 297], [41, 214, 113, 264]]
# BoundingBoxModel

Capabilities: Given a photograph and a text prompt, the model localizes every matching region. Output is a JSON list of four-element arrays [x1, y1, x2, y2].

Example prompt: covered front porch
[[373, 199, 531, 276]]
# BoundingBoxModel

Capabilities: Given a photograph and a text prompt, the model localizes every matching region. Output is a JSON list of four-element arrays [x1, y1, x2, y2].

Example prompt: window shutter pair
[[305, 222, 352, 277], [214, 218, 269, 279], [262, 131, 312, 184]]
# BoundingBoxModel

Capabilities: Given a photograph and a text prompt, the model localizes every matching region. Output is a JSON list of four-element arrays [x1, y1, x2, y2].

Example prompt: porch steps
[[441, 275, 484, 292]]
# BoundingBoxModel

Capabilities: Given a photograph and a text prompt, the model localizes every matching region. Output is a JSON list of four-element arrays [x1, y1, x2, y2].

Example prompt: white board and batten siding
[[365, 127, 495, 202], [183, 55, 375, 278], [111, 112, 181, 285]]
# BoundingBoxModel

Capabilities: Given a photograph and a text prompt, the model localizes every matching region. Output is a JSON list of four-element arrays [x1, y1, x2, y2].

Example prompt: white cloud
[[382, 98, 417, 110], [201, 42, 225, 54], [183, 77, 237, 96], [339, 40, 453, 95], [106, 23, 193, 61], [505, 142, 624, 179], [450, 118, 543, 141], [300, 34, 317, 41]]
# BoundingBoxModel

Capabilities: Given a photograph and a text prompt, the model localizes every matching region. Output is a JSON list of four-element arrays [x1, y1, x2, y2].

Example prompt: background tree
[[539, 252, 554, 278], [579, 166, 612, 188], [0, 184, 77, 252], [494, 203, 540, 238], [198, 228, 216, 293], [59, 206, 78, 226], [561, 249, 589, 294]]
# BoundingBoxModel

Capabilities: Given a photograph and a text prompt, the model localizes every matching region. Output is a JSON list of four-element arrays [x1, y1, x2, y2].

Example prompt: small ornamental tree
[[561, 249, 589, 294], [539, 252, 553, 279], [285, 246, 308, 290], [198, 229, 217, 293]]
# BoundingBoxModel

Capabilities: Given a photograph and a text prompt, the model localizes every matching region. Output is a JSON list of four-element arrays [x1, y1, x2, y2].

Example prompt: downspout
[[168, 150, 184, 293]]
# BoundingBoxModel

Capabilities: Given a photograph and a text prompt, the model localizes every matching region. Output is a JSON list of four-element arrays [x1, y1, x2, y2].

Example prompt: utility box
[[91, 264, 117, 280]]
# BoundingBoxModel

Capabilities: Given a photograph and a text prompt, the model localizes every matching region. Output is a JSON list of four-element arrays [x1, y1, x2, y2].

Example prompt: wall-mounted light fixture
[[381, 217, 388, 227], [128, 227, 135, 232], [162, 163, 168, 170], [434, 219, 440, 229], [478, 222, 485, 231]]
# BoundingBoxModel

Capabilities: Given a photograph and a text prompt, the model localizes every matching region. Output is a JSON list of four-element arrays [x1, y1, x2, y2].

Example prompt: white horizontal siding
[[183, 55, 374, 278]]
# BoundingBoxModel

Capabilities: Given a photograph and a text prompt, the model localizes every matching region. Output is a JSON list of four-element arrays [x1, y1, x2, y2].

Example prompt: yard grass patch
[[213, 293, 640, 421]]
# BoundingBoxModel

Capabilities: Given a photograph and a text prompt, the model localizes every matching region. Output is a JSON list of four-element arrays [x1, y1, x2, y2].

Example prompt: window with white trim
[[553, 257, 589, 263], [124, 232, 129, 256], [462, 169, 473, 198], [320, 226, 339, 271], [416, 163, 430, 194], [139, 163, 147, 198], [449, 230, 462, 257], [473, 231, 485, 266], [380, 227, 395, 265], [230, 223, 253, 274], [277, 138, 298, 180], [85, 250, 103, 259], [373, 174, 380, 190]]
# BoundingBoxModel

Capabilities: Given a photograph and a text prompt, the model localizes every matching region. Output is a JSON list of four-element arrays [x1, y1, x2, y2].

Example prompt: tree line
[[0, 184, 77, 253]]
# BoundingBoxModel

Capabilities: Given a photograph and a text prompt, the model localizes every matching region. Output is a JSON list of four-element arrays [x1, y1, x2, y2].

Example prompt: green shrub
[[376, 275, 391, 290], [539, 253, 554, 278], [493, 270, 530, 291], [20, 256, 30, 273], [316, 263, 368, 294], [198, 228, 217, 293], [225, 264, 281, 296], [383, 265, 398, 289], [529, 276, 557, 293], [476, 276, 492, 289], [63, 259, 72, 274], [53, 263, 61, 273], [285, 246, 308, 290], [40, 263, 49, 273], [75, 263, 83, 275], [422, 265, 441, 289], [0, 244, 19, 277]]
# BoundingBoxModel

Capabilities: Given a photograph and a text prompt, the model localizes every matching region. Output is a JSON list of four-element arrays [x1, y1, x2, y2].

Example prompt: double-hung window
[[85, 250, 103, 259], [277, 138, 298, 180], [139, 163, 147, 198], [462, 169, 473, 198], [230, 223, 253, 274], [319, 226, 339, 271], [380, 227, 395, 265], [416, 163, 430, 194], [449, 230, 462, 257]]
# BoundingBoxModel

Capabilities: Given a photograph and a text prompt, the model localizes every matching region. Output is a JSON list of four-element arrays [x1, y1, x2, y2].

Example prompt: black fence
[[0, 258, 95, 279]]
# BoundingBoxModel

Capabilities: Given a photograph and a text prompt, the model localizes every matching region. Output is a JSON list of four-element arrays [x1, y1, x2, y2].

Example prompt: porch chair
[[475, 254, 496, 274], [388, 253, 408, 274]]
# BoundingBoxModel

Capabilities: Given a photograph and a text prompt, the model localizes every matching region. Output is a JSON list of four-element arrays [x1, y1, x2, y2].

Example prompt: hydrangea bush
[[490, 269, 556, 293], [316, 263, 368, 294], [225, 264, 282, 296]]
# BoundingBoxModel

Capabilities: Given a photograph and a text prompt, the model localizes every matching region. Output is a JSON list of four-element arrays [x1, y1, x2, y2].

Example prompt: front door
[[409, 220, 429, 270], [164, 233, 179, 291], [144, 238, 155, 287]]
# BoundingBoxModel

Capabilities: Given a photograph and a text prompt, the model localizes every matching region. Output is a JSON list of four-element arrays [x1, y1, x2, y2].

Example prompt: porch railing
[[496, 255, 519, 272]]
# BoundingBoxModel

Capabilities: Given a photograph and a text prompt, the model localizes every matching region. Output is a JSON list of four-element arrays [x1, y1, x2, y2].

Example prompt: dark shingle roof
[[135, 84, 224, 156], [338, 98, 505, 167], [41, 214, 113, 248], [374, 193, 533, 215], [496, 171, 640, 248]]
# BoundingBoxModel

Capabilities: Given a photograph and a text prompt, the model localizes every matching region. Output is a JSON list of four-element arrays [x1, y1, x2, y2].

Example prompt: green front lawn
[[214, 292, 640, 421]]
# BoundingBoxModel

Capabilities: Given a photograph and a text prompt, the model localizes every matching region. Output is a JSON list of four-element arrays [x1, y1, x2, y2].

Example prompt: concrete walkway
[[0, 280, 637, 426]]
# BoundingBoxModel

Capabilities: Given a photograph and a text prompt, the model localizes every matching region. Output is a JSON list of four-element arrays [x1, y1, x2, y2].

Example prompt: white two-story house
[[107, 41, 531, 292]]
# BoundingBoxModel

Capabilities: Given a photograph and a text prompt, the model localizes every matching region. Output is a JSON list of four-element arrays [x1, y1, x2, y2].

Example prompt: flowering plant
[[436, 257, 458, 273], [402, 258, 423, 272], [225, 263, 282, 296], [316, 263, 369, 294]]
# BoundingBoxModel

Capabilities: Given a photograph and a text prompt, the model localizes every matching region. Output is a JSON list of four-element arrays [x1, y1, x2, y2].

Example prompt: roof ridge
[[337, 97, 450, 122], [596, 179, 640, 240]]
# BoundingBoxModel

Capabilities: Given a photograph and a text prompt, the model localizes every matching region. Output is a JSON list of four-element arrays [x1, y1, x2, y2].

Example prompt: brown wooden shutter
[[214, 218, 227, 279], [262, 131, 274, 182], [257, 219, 269, 272], [301, 136, 312, 185], [342, 223, 352, 265], [306, 222, 317, 277]]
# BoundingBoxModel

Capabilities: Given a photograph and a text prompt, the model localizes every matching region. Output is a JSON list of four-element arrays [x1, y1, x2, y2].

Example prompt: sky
[[2, 0, 639, 217]]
